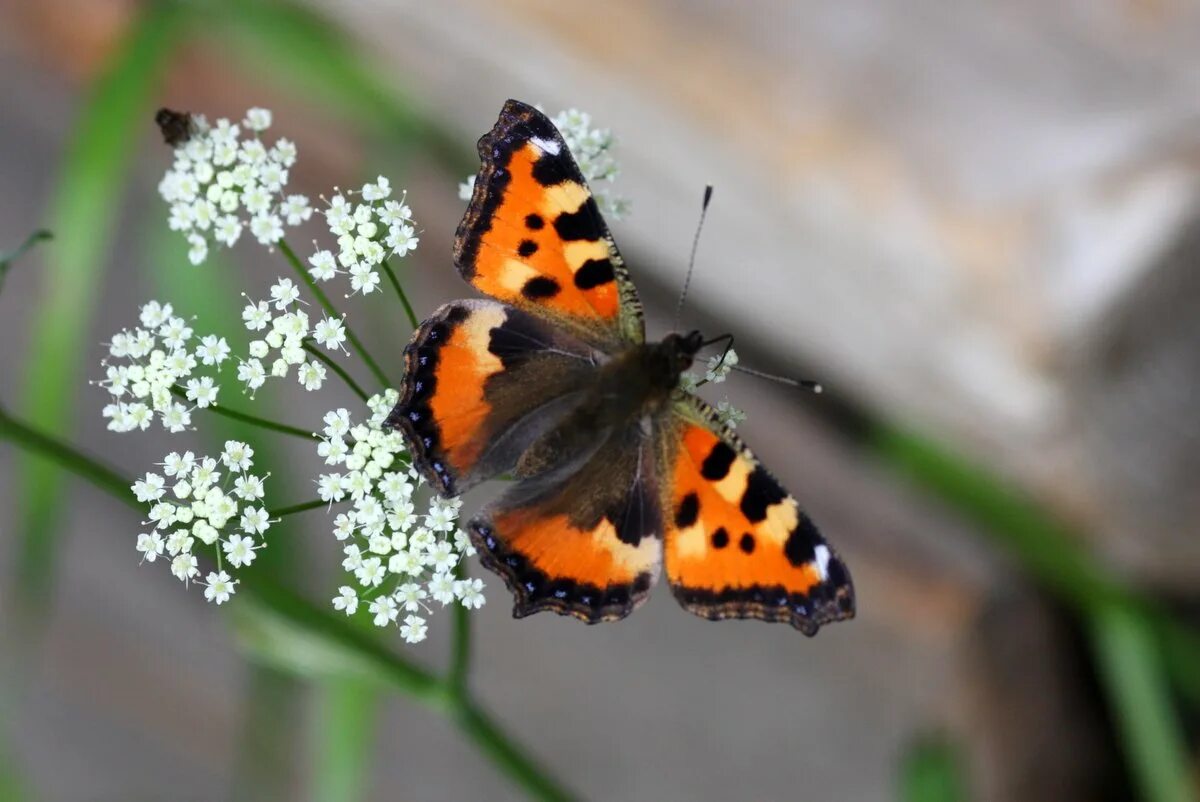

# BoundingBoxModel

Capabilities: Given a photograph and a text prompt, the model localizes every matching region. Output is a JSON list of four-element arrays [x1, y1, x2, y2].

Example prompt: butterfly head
[[659, 329, 705, 378]]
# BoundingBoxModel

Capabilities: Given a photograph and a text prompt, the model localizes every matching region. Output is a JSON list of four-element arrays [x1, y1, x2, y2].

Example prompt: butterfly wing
[[468, 424, 663, 623], [455, 99, 644, 348], [386, 299, 602, 496], [660, 395, 855, 635]]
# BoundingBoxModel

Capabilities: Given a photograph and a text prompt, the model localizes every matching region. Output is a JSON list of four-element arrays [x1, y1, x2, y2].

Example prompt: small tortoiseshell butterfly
[[386, 100, 855, 635]]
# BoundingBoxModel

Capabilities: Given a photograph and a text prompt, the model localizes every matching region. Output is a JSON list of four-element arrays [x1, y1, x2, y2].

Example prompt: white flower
[[456, 577, 486, 610], [171, 553, 199, 583], [222, 440, 255, 471], [428, 571, 457, 605], [187, 233, 208, 265], [237, 358, 267, 392], [233, 474, 265, 501], [243, 107, 272, 131], [308, 250, 337, 281], [242, 300, 272, 331], [333, 586, 358, 615], [298, 360, 326, 391], [250, 213, 284, 245], [162, 451, 195, 477], [318, 473, 346, 503], [400, 614, 428, 643], [136, 532, 164, 563], [269, 278, 301, 310], [140, 301, 173, 328], [348, 263, 379, 294], [203, 571, 237, 604], [369, 596, 399, 627], [361, 176, 391, 201], [160, 402, 192, 433], [133, 472, 166, 502], [195, 334, 231, 365], [395, 582, 427, 612], [240, 506, 271, 535], [214, 215, 242, 246], [185, 376, 219, 408], [332, 513, 356, 540], [387, 225, 418, 257], [705, 348, 739, 383], [323, 409, 351, 439], [458, 176, 475, 201], [223, 534, 258, 568]]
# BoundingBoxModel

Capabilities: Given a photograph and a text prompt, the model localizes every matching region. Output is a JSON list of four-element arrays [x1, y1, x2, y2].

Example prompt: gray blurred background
[[2, 1, 1199, 800]]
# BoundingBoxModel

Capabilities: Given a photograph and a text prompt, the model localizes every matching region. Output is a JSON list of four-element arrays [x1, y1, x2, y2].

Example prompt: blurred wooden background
[[2, 1, 1199, 800]]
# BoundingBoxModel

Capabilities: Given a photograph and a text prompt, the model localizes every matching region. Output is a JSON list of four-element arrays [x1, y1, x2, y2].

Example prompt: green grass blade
[[13, 0, 187, 623], [899, 735, 967, 802], [312, 678, 379, 802], [1090, 603, 1196, 802]]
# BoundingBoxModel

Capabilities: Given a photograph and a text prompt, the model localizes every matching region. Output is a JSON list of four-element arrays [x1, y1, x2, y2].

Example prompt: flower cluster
[[680, 348, 746, 429], [319, 392, 484, 643], [98, 300, 227, 433], [238, 278, 347, 396], [459, 107, 629, 219], [158, 107, 312, 264], [307, 176, 419, 296], [133, 442, 271, 603]]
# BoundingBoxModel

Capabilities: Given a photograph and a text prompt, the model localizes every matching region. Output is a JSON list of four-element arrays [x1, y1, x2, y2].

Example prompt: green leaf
[[13, 0, 187, 622], [0, 230, 52, 293], [1090, 602, 1195, 802], [899, 735, 967, 802]]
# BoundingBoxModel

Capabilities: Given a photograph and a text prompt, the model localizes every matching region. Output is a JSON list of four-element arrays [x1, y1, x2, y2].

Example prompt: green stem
[[452, 698, 574, 802], [380, 258, 419, 330], [173, 388, 317, 441], [270, 498, 330, 518], [278, 239, 391, 390], [0, 401, 575, 802], [303, 341, 369, 402], [0, 403, 136, 509]]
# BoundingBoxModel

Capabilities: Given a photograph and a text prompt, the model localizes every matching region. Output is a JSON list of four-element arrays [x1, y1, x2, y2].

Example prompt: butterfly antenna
[[730, 363, 823, 394], [673, 184, 714, 332]]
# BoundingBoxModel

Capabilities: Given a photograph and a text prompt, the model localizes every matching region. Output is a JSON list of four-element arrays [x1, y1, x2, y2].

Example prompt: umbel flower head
[[133, 441, 271, 603], [157, 106, 312, 264]]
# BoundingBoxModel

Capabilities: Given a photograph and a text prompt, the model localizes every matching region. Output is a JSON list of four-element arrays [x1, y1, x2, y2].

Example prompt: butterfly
[[386, 100, 854, 635]]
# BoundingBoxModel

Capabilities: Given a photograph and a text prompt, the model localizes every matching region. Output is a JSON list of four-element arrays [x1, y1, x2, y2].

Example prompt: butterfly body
[[387, 100, 855, 635]]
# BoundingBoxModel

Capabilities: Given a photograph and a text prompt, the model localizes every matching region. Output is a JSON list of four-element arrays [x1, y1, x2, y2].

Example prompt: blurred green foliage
[[900, 735, 967, 802]]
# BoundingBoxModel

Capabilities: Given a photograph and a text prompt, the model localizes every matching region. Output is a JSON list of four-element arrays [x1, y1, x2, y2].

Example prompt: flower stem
[[278, 239, 391, 390], [269, 498, 330, 518], [0, 402, 136, 511], [303, 341, 369, 402], [172, 387, 316, 441], [451, 698, 574, 802], [380, 258, 419, 330]]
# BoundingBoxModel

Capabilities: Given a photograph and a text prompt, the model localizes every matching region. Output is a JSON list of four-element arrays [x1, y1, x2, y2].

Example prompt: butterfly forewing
[[454, 100, 644, 348]]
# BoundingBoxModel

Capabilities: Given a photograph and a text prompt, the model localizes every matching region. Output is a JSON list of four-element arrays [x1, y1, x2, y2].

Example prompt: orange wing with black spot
[[386, 299, 601, 496], [660, 397, 855, 635], [454, 100, 644, 348]]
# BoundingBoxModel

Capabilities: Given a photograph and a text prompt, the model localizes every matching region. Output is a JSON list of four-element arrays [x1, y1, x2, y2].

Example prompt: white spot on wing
[[530, 136, 560, 156], [814, 545, 831, 580]]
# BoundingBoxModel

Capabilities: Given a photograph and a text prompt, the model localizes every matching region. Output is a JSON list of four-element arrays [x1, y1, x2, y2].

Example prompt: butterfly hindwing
[[455, 99, 644, 347], [386, 299, 601, 496], [469, 425, 662, 623], [661, 396, 855, 635]]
